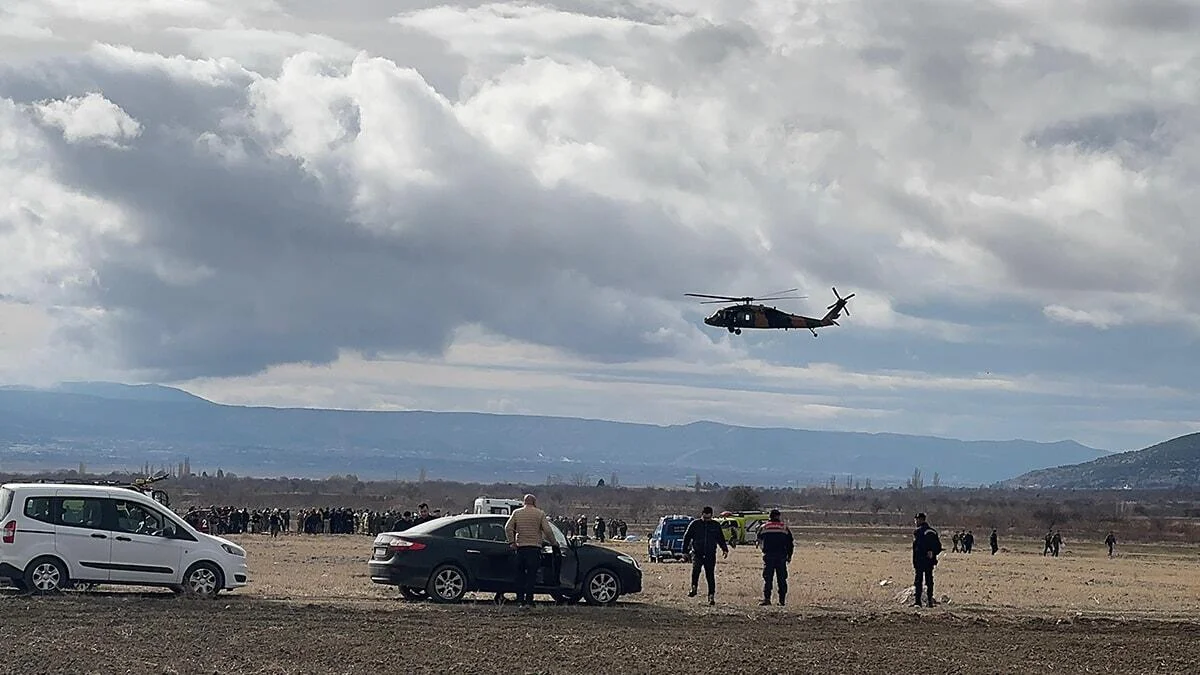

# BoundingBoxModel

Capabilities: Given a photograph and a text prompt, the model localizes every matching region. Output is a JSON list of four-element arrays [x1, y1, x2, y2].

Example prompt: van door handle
[[466, 549, 480, 554], [115, 536, 132, 542], [90, 533, 107, 539]]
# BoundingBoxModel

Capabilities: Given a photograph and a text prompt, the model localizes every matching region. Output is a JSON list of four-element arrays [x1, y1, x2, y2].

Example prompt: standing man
[[504, 494, 556, 607], [911, 512, 943, 608], [1105, 531, 1117, 557], [756, 509, 794, 606], [414, 503, 435, 525], [682, 506, 729, 605], [989, 528, 999, 555]]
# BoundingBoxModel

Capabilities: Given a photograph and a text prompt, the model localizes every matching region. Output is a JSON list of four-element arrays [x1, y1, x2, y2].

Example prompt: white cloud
[[32, 92, 142, 146], [1043, 304, 1124, 329]]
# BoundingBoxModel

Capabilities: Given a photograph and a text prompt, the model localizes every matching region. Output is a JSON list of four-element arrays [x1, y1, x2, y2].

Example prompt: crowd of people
[[179, 503, 632, 541], [181, 503, 450, 536]]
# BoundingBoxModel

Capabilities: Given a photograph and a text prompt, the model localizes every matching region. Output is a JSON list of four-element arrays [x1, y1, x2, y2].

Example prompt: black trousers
[[762, 556, 788, 600], [914, 564, 934, 602], [515, 546, 541, 604], [691, 553, 716, 595]]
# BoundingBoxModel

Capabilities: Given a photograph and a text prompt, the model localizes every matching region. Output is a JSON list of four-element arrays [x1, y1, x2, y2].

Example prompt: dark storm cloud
[[0, 51, 747, 379], [1090, 0, 1200, 33], [1027, 108, 1170, 156]]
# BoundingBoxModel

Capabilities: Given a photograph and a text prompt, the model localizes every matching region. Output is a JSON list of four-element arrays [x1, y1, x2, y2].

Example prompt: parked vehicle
[[368, 514, 642, 605], [716, 511, 770, 547], [647, 514, 693, 562], [0, 482, 248, 597], [472, 497, 523, 515]]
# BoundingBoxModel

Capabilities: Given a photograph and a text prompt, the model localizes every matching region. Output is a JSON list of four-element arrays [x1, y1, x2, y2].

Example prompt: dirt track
[[2, 592, 1199, 674]]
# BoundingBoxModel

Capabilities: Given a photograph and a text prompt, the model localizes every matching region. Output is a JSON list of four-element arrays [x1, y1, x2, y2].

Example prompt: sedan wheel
[[583, 568, 620, 605], [427, 565, 467, 603]]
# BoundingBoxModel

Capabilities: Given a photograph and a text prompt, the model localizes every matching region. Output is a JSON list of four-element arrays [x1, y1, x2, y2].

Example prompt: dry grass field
[[3, 528, 1200, 673]]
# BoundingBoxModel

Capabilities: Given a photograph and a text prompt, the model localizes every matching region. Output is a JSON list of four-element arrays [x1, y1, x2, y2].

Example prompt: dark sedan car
[[368, 514, 642, 605]]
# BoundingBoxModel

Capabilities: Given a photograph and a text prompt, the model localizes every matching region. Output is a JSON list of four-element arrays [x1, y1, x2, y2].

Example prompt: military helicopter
[[686, 287, 855, 337]]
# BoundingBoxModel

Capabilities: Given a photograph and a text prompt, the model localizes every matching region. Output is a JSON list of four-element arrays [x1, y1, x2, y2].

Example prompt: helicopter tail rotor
[[828, 287, 855, 317]]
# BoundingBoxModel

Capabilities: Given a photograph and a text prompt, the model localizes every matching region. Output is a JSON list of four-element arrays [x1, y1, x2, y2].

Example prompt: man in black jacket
[[756, 509, 794, 606], [912, 512, 942, 607], [682, 506, 728, 605]]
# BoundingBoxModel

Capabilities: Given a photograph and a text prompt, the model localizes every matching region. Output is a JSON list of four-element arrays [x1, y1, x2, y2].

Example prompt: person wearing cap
[[504, 494, 557, 607], [756, 509, 794, 606], [911, 512, 943, 607], [681, 506, 729, 605]]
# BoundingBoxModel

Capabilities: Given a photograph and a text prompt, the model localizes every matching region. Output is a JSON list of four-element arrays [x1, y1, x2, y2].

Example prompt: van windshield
[[0, 487, 11, 518]]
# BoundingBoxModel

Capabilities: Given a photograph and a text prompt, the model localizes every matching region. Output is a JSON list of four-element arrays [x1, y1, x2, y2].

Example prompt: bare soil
[[3, 533, 1199, 673]]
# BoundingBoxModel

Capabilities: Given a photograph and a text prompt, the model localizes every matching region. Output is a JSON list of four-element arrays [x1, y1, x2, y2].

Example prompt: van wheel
[[426, 564, 467, 603], [582, 568, 621, 606], [25, 557, 68, 594], [182, 562, 223, 599]]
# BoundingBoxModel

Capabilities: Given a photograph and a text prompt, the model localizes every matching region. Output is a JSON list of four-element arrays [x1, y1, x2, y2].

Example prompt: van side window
[[112, 500, 172, 537], [23, 497, 54, 524], [58, 498, 106, 529]]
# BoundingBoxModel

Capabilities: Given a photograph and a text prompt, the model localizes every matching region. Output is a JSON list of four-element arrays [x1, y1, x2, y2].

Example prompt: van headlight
[[222, 543, 246, 557], [617, 554, 640, 571]]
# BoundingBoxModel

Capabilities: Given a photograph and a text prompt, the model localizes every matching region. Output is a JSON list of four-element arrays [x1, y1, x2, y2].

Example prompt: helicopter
[[685, 287, 855, 337]]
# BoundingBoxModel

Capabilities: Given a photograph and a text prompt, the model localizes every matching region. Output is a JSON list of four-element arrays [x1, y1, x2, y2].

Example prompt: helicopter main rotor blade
[[685, 293, 745, 301], [762, 287, 801, 298]]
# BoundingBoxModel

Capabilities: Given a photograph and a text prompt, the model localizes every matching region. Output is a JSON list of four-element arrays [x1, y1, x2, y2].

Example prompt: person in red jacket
[[756, 509, 794, 606]]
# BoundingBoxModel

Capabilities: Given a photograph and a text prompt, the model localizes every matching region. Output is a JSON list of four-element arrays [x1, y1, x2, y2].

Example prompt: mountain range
[[0, 381, 1111, 487], [1002, 432, 1200, 489]]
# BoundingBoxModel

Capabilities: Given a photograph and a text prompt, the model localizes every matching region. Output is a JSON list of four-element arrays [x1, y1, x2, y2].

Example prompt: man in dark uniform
[[989, 528, 999, 555], [911, 512, 942, 608], [681, 506, 729, 605], [756, 509, 794, 606], [1105, 531, 1117, 557]]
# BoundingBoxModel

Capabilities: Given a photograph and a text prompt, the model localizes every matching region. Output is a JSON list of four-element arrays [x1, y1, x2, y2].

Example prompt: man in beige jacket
[[504, 494, 556, 607]]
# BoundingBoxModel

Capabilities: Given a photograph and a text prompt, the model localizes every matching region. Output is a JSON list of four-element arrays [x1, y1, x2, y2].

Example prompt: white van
[[0, 482, 248, 597], [473, 497, 524, 515]]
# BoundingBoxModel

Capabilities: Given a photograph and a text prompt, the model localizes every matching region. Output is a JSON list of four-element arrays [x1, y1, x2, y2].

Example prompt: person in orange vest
[[757, 509, 794, 606]]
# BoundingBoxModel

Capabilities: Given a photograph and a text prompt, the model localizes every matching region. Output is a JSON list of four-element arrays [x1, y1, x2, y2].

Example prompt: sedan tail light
[[388, 538, 426, 552]]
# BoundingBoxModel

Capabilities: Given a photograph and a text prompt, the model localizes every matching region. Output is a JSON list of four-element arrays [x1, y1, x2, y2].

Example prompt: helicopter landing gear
[[809, 328, 818, 337], [734, 328, 741, 335]]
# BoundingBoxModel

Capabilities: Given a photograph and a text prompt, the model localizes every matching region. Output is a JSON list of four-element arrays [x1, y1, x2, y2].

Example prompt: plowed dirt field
[[2, 533, 1198, 674]]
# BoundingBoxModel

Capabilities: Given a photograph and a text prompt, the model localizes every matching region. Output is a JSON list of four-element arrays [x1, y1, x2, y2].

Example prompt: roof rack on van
[[51, 472, 172, 507]]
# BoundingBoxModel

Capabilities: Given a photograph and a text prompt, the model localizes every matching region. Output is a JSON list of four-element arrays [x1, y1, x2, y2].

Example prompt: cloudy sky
[[2, 0, 1198, 452]]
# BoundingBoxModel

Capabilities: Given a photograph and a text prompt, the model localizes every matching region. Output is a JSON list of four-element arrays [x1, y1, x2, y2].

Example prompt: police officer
[[682, 506, 728, 605], [911, 512, 942, 607], [756, 509, 794, 606]]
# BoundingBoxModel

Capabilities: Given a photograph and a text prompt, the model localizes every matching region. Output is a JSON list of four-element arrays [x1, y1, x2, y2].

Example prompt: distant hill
[[0, 382, 1108, 486], [1001, 433, 1200, 489]]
